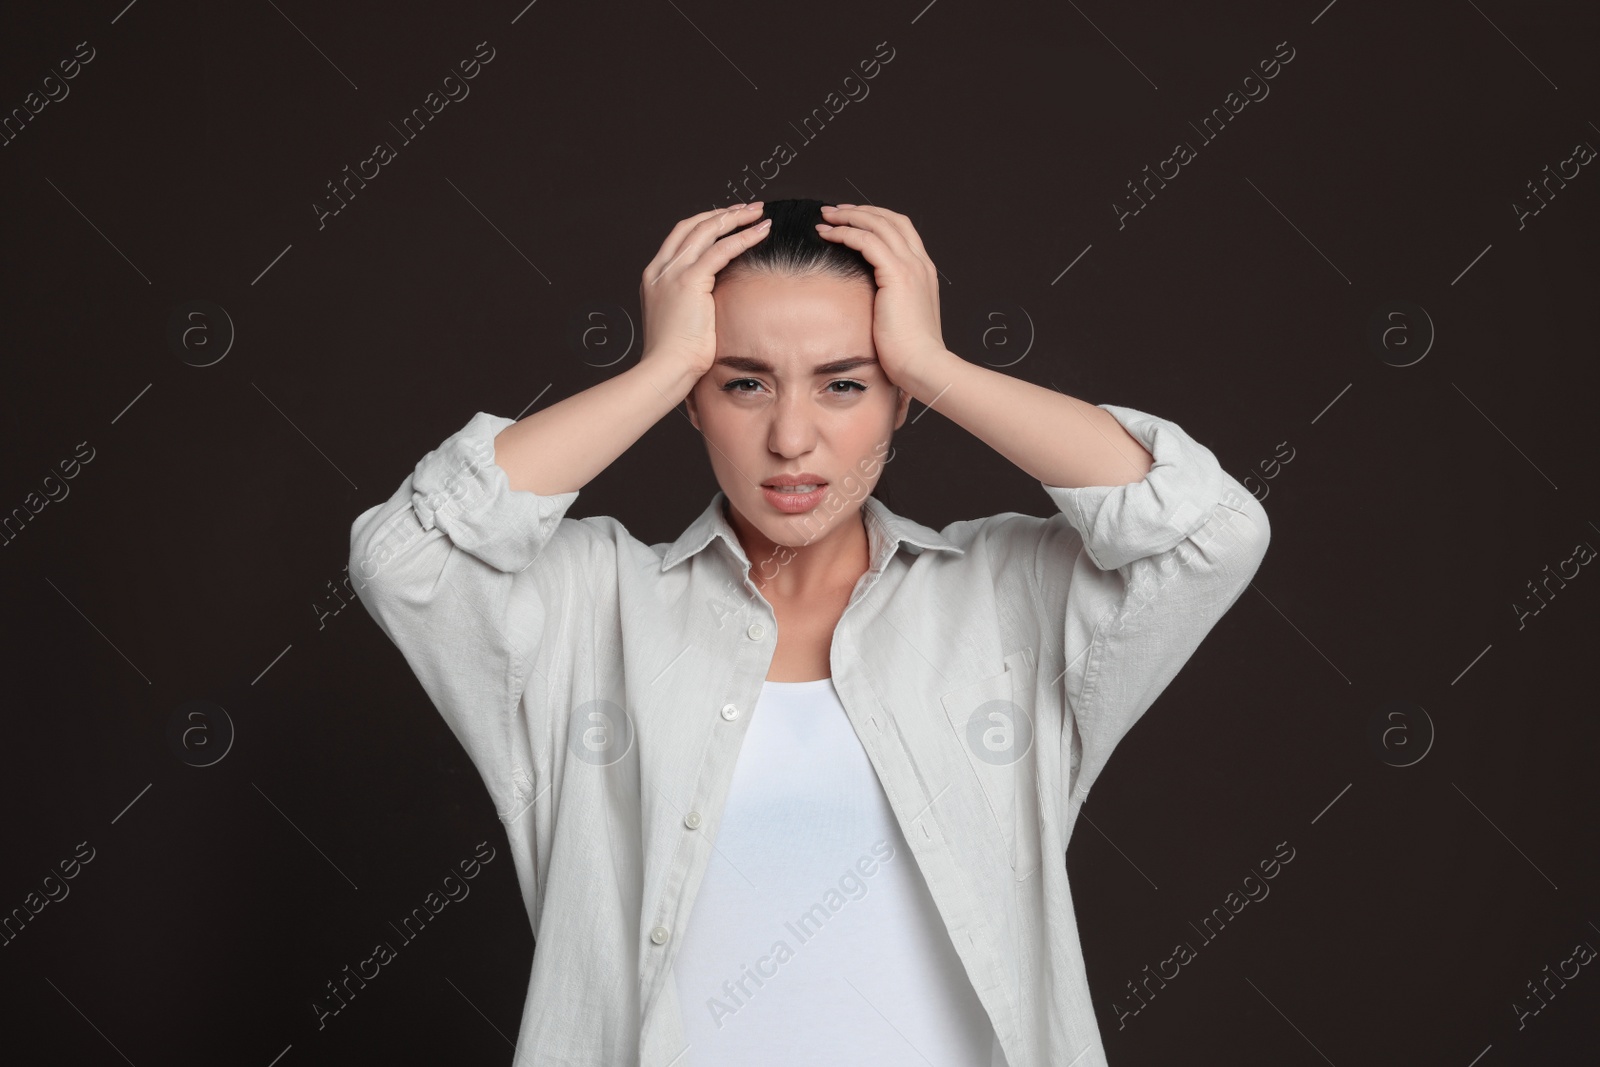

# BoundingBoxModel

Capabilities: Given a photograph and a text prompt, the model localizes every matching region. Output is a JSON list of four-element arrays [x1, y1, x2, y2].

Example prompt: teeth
[[770, 484, 819, 493]]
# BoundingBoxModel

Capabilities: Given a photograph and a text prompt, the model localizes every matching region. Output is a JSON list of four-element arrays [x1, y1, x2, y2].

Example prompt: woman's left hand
[[815, 204, 948, 389]]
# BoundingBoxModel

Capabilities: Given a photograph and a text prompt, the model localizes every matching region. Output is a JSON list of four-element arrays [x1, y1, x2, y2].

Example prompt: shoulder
[[535, 511, 650, 576], [926, 508, 1080, 571]]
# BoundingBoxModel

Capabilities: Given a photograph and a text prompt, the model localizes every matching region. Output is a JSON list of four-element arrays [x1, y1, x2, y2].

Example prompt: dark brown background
[[1, 0, 1596, 1063]]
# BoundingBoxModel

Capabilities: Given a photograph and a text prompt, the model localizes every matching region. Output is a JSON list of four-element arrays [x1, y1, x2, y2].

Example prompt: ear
[[684, 384, 701, 433], [892, 386, 912, 431]]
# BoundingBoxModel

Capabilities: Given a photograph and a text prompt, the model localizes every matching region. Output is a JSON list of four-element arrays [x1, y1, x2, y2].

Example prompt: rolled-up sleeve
[[406, 411, 580, 574], [1039, 404, 1270, 817], [348, 410, 580, 823]]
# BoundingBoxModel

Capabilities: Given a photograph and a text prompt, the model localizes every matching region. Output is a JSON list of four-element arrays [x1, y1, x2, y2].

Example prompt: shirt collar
[[660, 490, 965, 574]]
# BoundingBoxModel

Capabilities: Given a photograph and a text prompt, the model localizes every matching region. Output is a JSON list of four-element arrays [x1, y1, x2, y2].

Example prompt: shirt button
[[650, 926, 670, 945], [684, 811, 702, 829], [747, 622, 765, 640], [720, 703, 739, 721]]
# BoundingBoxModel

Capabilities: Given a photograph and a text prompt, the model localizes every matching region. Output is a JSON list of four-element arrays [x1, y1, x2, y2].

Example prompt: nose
[[766, 389, 819, 458]]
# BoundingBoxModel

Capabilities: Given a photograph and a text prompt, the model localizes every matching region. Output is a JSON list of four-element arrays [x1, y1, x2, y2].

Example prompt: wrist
[[630, 352, 707, 408], [895, 347, 965, 408]]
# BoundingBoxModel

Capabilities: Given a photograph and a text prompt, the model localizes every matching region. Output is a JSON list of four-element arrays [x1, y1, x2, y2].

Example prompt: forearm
[[898, 349, 1155, 489], [494, 352, 701, 496]]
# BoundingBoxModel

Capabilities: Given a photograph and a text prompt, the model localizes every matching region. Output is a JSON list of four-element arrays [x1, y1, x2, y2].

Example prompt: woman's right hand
[[638, 202, 771, 380]]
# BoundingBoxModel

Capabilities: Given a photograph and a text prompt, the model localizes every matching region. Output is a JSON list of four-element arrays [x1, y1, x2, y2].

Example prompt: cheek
[[858, 401, 899, 447], [696, 405, 756, 463]]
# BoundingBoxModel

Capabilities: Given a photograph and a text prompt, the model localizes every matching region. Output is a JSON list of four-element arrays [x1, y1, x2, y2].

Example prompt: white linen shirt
[[347, 402, 1271, 1067]]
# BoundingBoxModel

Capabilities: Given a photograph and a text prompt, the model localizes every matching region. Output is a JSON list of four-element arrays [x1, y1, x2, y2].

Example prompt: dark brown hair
[[717, 197, 875, 289]]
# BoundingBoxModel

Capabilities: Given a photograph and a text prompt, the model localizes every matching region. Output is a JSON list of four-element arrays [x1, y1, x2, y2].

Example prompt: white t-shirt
[[672, 677, 1000, 1066]]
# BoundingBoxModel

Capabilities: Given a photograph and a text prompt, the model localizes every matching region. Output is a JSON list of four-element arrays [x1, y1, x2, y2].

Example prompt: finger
[[646, 203, 756, 280], [825, 203, 931, 263], [648, 203, 766, 284], [691, 216, 774, 280], [645, 207, 728, 275], [820, 205, 919, 265], [854, 204, 931, 260], [647, 203, 763, 280], [818, 207, 920, 271], [814, 220, 899, 277]]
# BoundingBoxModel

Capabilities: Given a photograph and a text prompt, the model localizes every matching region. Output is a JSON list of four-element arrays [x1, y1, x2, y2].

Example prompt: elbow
[[347, 513, 384, 604], [1174, 482, 1270, 594], [1219, 488, 1271, 587], [347, 500, 416, 600], [1243, 489, 1271, 564]]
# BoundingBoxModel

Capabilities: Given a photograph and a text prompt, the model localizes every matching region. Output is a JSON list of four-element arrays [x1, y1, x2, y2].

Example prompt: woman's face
[[685, 269, 912, 554]]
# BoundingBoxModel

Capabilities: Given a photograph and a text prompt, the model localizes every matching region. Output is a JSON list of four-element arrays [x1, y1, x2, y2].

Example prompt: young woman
[[349, 198, 1270, 1066]]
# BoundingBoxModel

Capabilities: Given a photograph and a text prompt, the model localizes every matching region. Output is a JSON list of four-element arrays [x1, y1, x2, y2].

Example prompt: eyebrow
[[713, 355, 879, 375]]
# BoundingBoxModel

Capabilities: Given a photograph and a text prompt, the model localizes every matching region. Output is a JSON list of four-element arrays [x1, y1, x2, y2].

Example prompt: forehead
[[712, 271, 874, 360]]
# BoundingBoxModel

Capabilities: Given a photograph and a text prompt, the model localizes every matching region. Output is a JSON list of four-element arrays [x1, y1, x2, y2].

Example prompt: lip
[[760, 480, 829, 514], [761, 472, 827, 488]]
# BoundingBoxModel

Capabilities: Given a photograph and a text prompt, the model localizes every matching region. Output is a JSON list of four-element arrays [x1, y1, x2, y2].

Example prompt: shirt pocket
[[939, 648, 1042, 878]]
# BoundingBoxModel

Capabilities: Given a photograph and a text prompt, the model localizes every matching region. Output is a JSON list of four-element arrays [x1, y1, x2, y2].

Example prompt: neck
[[724, 496, 872, 601]]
